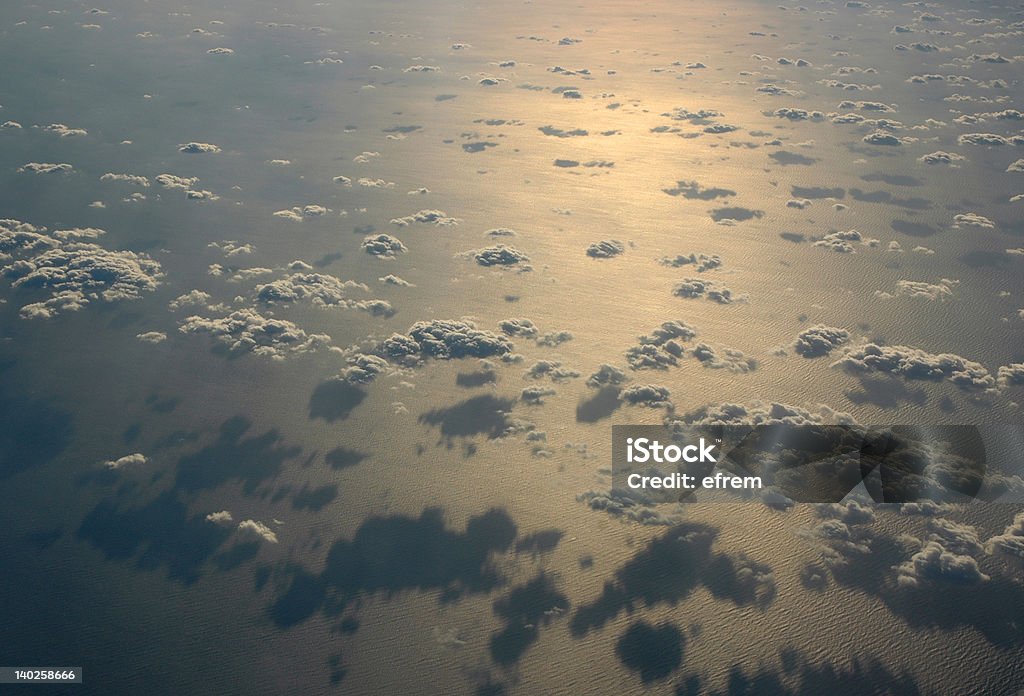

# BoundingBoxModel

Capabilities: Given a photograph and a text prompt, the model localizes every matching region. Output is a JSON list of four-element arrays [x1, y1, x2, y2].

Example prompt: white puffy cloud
[[361, 234, 407, 258], [834, 343, 996, 392], [3, 232, 163, 318], [468, 244, 530, 267], [672, 277, 744, 303], [896, 540, 989, 587], [179, 309, 331, 360], [876, 278, 958, 301], [205, 510, 234, 525], [586, 239, 625, 258], [952, 213, 995, 229], [236, 519, 278, 543], [39, 123, 87, 137], [390, 209, 457, 226], [178, 142, 221, 154], [918, 151, 965, 166], [18, 162, 73, 174], [136, 331, 167, 343], [794, 325, 850, 357], [102, 453, 148, 469], [101, 172, 150, 187], [620, 384, 672, 408]]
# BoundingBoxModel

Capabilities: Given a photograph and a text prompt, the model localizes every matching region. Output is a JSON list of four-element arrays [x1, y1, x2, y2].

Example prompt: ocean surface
[[1, 0, 1024, 694]]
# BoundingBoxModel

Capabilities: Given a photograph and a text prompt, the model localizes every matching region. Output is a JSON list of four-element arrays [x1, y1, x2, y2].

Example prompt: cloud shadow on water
[[0, 382, 74, 480], [268, 507, 518, 628], [570, 523, 775, 637], [419, 395, 516, 443], [489, 572, 569, 666], [175, 416, 302, 494], [576, 386, 622, 423], [309, 380, 367, 422]]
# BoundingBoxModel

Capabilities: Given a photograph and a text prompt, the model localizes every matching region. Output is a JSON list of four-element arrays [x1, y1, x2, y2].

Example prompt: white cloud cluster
[[2, 223, 163, 319], [390, 209, 457, 226], [620, 384, 672, 408], [814, 229, 876, 253], [178, 142, 221, 154], [469, 244, 530, 267], [876, 278, 958, 301], [101, 172, 150, 187], [254, 273, 390, 315], [103, 453, 148, 469], [379, 319, 514, 362], [793, 326, 851, 357], [236, 519, 278, 543], [18, 162, 73, 174], [672, 277, 743, 303], [586, 240, 625, 258], [834, 343, 996, 392], [361, 234, 407, 258], [179, 309, 331, 360]]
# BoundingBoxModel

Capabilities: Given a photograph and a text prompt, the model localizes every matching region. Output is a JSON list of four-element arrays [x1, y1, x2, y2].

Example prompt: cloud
[[38, 123, 87, 137], [862, 131, 907, 146], [794, 325, 851, 357], [3, 235, 164, 319], [379, 274, 413, 287], [155, 173, 199, 189], [877, 278, 958, 301], [254, 273, 391, 316], [895, 541, 988, 587], [523, 359, 580, 383], [537, 330, 573, 346], [103, 453, 148, 469], [997, 363, 1024, 389], [178, 142, 221, 154], [101, 172, 150, 187], [468, 245, 530, 267], [771, 108, 824, 121], [18, 162, 73, 174], [521, 385, 556, 404], [958, 133, 1024, 146], [179, 309, 331, 360], [168, 290, 213, 311], [361, 234, 407, 258], [660, 253, 722, 271], [918, 151, 965, 165], [499, 318, 538, 338], [390, 209, 457, 226], [380, 319, 513, 362], [586, 363, 629, 388], [952, 213, 995, 229], [689, 343, 757, 372], [814, 229, 875, 253], [620, 384, 672, 408], [337, 353, 391, 385], [274, 205, 329, 220], [205, 510, 234, 525], [136, 331, 167, 344], [986, 512, 1024, 561], [674, 401, 857, 426], [625, 321, 698, 370], [236, 519, 278, 544], [586, 240, 625, 258], [672, 278, 744, 303], [834, 343, 996, 392]]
